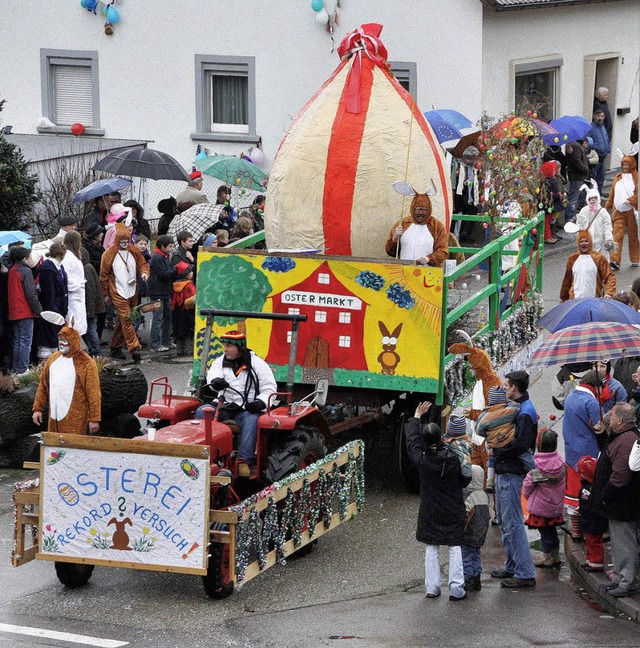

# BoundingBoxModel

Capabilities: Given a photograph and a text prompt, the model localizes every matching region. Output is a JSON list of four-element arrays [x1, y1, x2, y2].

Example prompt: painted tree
[[0, 100, 40, 230]]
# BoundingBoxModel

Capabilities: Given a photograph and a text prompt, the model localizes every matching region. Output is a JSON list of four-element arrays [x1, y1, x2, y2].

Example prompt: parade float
[[12, 23, 545, 598]]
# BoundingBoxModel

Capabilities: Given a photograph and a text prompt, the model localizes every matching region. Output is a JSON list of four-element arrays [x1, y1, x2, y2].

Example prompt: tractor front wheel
[[202, 540, 234, 599], [54, 562, 94, 588]]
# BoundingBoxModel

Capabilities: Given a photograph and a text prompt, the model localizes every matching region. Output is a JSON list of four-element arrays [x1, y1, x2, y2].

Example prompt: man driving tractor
[[197, 330, 277, 477]]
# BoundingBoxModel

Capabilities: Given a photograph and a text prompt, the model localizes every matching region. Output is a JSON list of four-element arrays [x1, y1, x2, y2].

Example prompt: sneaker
[[131, 350, 141, 364], [449, 592, 467, 601], [581, 563, 604, 573], [608, 586, 638, 598], [168, 342, 177, 349], [610, 261, 620, 271], [500, 577, 536, 588], [490, 568, 515, 579], [110, 348, 126, 360], [544, 238, 558, 245], [152, 346, 170, 352], [425, 592, 441, 599]]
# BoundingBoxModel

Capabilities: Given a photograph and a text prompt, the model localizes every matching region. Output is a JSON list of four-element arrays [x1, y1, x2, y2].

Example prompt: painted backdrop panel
[[195, 251, 444, 393]]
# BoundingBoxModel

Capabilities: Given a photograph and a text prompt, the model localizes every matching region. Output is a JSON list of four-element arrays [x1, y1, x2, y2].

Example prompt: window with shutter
[[40, 49, 101, 134], [52, 64, 94, 125], [389, 61, 417, 98]]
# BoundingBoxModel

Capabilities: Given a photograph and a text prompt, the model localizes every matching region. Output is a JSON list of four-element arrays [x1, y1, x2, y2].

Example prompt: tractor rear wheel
[[54, 562, 94, 588], [264, 426, 327, 484], [202, 538, 234, 599]]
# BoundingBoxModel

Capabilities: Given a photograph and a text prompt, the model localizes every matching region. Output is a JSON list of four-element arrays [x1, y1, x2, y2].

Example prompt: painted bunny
[[377, 321, 403, 375]]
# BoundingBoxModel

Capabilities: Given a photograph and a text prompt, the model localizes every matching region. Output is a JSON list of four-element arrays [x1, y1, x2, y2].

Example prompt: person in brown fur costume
[[385, 183, 449, 266], [100, 220, 150, 363], [33, 316, 101, 435]]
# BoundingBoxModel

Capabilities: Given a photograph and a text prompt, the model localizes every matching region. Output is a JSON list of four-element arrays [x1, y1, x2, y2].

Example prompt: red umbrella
[[529, 322, 640, 369]]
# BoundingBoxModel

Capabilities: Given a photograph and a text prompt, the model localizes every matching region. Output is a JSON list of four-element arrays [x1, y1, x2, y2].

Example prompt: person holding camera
[[199, 330, 277, 478]]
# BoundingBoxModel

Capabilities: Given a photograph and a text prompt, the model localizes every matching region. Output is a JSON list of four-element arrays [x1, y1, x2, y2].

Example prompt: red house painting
[[267, 262, 368, 370]]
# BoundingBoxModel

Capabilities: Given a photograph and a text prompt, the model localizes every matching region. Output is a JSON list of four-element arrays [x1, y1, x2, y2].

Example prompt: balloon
[[250, 147, 265, 166], [81, 0, 98, 9], [311, 0, 324, 11], [315, 8, 329, 24], [71, 123, 85, 135], [105, 5, 120, 23]]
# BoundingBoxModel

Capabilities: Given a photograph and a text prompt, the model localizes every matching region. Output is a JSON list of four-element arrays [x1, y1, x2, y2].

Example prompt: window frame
[[39, 48, 103, 135], [193, 54, 259, 144], [511, 56, 562, 121], [388, 61, 417, 98]]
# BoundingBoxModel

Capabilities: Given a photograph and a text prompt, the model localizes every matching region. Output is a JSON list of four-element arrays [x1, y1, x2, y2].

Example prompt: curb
[[564, 533, 640, 622]]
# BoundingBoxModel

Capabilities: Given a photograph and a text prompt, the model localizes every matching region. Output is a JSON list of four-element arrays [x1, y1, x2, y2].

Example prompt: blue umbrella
[[424, 109, 473, 144], [71, 177, 133, 204], [539, 298, 640, 333], [542, 115, 592, 145]]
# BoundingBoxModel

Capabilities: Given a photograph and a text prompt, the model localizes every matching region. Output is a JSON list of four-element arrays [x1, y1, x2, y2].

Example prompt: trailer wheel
[[202, 540, 234, 599], [264, 426, 327, 484], [54, 562, 94, 588]]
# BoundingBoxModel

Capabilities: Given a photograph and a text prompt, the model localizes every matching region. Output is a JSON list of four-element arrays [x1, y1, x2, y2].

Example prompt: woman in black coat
[[406, 401, 471, 601]]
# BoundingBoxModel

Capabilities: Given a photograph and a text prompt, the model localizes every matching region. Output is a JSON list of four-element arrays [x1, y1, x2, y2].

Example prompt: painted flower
[[151, 537, 157, 542], [90, 528, 97, 536], [45, 523, 52, 531], [142, 527, 150, 535]]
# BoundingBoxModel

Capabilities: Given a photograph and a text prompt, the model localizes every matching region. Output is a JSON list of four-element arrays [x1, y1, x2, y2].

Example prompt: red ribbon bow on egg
[[337, 23, 388, 114]]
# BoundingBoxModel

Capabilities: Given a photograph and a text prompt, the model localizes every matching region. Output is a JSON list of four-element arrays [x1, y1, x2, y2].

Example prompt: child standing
[[148, 235, 177, 352], [461, 464, 490, 591], [172, 261, 196, 356], [406, 401, 471, 601], [577, 455, 608, 572], [442, 415, 472, 479], [523, 429, 567, 568]]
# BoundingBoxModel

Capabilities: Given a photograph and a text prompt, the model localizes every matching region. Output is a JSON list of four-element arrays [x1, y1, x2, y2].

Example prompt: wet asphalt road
[[1, 238, 639, 647]]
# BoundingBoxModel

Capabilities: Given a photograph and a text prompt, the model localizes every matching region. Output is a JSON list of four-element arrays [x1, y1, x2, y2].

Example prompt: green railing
[[436, 210, 545, 405]]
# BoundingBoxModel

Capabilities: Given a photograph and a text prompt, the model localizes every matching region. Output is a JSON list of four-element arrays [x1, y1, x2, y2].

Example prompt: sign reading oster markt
[[38, 434, 210, 575]]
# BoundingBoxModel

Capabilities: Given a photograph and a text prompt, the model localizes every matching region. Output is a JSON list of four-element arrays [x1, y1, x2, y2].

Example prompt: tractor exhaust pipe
[[202, 406, 214, 449]]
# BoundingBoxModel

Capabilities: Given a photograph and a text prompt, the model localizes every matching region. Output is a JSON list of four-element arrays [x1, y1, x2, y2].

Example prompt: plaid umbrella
[[166, 203, 225, 243], [530, 322, 640, 368]]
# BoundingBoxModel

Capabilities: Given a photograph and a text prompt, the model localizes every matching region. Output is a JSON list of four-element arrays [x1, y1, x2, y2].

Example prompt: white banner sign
[[40, 446, 209, 572], [281, 290, 362, 310]]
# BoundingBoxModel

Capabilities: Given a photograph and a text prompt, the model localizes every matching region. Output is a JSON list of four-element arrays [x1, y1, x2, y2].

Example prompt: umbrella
[[92, 147, 191, 182], [196, 155, 267, 192], [70, 177, 132, 204], [543, 115, 591, 145], [529, 322, 640, 369], [539, 298, 640, 333], [424, 110, 473, 144], [166, 203, 225, 244]]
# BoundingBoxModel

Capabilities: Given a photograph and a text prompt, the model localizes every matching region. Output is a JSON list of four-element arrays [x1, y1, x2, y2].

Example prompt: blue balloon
[[311, 0, 324, 11], [105, 5, 120, 23]]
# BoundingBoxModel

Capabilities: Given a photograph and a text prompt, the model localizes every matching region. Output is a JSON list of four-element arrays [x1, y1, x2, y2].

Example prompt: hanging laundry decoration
[[264, 23, 451, 257]]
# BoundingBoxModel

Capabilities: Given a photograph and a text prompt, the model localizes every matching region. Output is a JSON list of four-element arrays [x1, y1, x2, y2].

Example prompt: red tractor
[[136, 310, 330, 510]]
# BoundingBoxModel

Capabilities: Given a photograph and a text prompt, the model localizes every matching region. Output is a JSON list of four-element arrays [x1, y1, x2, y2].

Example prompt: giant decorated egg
[[265, 23, 452, 258]]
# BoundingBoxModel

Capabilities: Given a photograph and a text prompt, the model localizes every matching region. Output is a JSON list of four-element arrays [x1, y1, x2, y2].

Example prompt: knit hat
[[577, 455, 597, 484], [446, 415, 467, 438], [176, 261, 191, 275], [488, 386, 507, 405], [219, 330, 246, 347]]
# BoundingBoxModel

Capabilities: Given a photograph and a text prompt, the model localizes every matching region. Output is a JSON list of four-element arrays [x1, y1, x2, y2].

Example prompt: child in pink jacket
[[523, 429, 567, 569]]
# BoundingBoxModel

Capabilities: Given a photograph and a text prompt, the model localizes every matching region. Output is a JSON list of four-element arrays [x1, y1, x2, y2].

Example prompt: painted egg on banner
[[265, 23, 452, 258]]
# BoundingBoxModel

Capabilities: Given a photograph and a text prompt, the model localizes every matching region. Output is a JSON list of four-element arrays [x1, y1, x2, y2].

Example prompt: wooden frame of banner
[[209, 441, 363, 587], [34, 433, 211, 576]]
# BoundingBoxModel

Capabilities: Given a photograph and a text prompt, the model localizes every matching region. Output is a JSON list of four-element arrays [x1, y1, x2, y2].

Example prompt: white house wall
[[482, 2, 640, 154], [0, 0, 482, 174]]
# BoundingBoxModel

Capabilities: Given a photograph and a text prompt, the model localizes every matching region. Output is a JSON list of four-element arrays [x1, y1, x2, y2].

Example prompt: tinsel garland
[[11, 477, 40, 565], [230, 440, 365, 582], [444, 292, 543, 406]]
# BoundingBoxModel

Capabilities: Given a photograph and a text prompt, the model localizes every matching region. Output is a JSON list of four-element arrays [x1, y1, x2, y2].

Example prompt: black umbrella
[[92, 147, 191, 182]]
